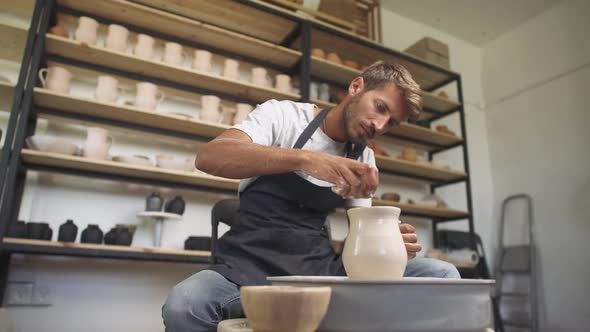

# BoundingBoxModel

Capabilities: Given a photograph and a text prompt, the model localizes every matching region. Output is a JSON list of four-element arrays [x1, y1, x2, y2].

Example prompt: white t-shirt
[[232, 99, 375, 207]]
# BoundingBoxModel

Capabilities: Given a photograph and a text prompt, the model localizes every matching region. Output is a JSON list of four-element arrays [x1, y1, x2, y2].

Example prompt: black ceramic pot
[[165, 196, 185, 215], [146, 192, 164, 212], [26, 222, 46, 240], [43, 225, 53, 241], [7, 220, 27, 238], [116, 227, 133, 246], [58, 219, 78, 242], [81, 224, 103, 244], [184, 236, 211, 251], [104, 228, 118, 245]]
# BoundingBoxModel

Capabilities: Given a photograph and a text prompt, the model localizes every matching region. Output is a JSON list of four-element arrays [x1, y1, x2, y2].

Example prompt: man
[[162, 62, 460, 331]]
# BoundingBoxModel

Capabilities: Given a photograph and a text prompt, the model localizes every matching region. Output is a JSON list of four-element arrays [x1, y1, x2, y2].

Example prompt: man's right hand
[[299, 150, 379, 199]]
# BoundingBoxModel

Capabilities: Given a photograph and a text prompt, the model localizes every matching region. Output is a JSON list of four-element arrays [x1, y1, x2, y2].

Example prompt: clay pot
[[192, 50, 212, 73], [165, 196, 185, 215], [58, 219, 78, 242], [81, 224, 103, 244], [311, 48, 326, 59], [274, 74, 291, 93], [222, 59, 239, 80], [343, 207, 407, 279], [7, 220, 27, 238], [146, 192, 164, 212], [163, 42, 186, 67], [134, 34, 155, 59], [135, 82, 165, 110], [326, 52, 342, 64], [401, 148, 417, 162], [74, 16, 98, 45], [49, 21, 68, 38], [105, 24, 129, 52], [38, 66, 72, 94], [95, 75, 121, 103], [233, 103, 253, 125], [82, 127, 113, 160], [184, 236, 211, 251], [343, 60, 359, 69], [381, 192, 401, 202]]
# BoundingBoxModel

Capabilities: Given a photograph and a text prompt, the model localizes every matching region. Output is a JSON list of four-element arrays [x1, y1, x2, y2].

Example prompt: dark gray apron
[[208, 107, 366, 286]]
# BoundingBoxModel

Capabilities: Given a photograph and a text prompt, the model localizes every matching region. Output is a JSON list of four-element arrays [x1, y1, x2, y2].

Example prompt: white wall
[[482, 0, 590, 331]]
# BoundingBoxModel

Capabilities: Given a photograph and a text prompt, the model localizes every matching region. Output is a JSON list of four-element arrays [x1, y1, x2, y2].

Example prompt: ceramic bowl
[[25, 135, 78, 155], [269, 276, 495, 332], [155, 154, 194, 172], [112, 155, 153, 167], [240, 286, 331, 332]]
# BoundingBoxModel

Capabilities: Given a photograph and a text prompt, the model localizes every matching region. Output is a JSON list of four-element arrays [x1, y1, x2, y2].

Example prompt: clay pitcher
[[251, 67, 270, 87], [163, 42, 186, 66], [95, 75, 121, 103], [82, 127, 113, 160], [233, 103, 253, 125], [105, 24, 129, 52], [38, 66, 72, 94], [200, 95, 221, 122], [135, 82, 165, 110], [134, 34, 155, 59], [192, 50, 212, 73], [74, 16, 98, 45], [222, 59, 239, 80], [275, 74, 291, 93], [343, 206, 407, 279]]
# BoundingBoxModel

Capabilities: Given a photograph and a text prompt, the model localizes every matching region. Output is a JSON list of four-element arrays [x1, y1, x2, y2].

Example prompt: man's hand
[[300, 150, 378, 199], [400, 223, 421, 259]]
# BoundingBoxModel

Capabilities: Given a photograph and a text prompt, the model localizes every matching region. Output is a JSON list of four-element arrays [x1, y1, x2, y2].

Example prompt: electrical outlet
[[31, 284, 54, 306], [5, 282, 33, 306]]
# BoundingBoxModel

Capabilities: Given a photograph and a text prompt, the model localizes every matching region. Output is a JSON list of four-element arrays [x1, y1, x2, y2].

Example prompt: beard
[[343, 94, 366, 145]]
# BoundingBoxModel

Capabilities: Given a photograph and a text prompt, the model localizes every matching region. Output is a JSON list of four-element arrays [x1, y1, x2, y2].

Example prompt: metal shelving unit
[[0, 0, 476, 304]]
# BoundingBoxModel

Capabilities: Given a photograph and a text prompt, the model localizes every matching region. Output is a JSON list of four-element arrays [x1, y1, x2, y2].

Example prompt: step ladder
[[494, 194, 538, 332]]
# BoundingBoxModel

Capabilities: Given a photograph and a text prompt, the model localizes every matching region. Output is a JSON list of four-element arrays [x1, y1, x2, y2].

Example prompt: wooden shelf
[[0, 21, 28, 63], [21, 149, 240, 192], [33, 88, 229, 139], [0, 81, 16, 111], [58, 0, 301, 68], [311, 56, 361, 86], [375, 155, 466, 184], [309, 98, 336, 109], [387, 123, 463, 151], [372, 199, 470, 220], [1, 237, 211, 263], [44, 34, 301, 104]]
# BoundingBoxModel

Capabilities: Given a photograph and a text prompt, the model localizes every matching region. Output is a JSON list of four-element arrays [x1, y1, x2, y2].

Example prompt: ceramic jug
[[135, 82, 165, 110], [58, 219, 78, 242], [192, 50, 212, 73], [163, 42, 186, 66], [74, 16, 98, 45], [200, 95, 221, 122], [343, 206, 407, 279], [95, 75, 121, 103], [82, 127, 113, 160], [134, 33, 155, 59], [251, 67, 271, 87], [222, 59, 239, 80], [38, 66, 72, 94], [105, 24, 129, 52], [275, 74, 291, 93], [233, 103, 253, 125], [146, 192, 164, 211]]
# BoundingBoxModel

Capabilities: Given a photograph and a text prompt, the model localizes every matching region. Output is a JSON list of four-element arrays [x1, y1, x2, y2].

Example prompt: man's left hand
[[400, 223, 422, 259]]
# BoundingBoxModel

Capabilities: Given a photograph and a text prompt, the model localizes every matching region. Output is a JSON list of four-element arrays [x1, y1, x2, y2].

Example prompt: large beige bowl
[[240, 286, 331, 332]]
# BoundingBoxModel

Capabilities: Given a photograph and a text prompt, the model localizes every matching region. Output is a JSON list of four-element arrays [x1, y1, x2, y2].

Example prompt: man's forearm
[[196, 138, 309, 179]]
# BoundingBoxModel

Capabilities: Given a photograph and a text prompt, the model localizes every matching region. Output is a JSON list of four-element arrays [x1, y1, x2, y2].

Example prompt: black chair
[[210, 198, 240, 264]]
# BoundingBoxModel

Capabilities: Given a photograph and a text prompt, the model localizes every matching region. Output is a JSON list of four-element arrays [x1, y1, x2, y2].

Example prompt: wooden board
[[372, 199, 470, 219], [44, 34, 301, 104], [0, 81, 16, 111], [0, 21, 29, 62], [33, 88, 229, 139], [421, 91, 461, 113], [128, 0, 297, 44], [0, 0, 35, 18], [2, 237, 210, 257], [388, 123, 463, 148], [311, 56, 361, 86], [375, 155, 466, 183], [21, 149, 240, 191], [57, 0, 301, 68]]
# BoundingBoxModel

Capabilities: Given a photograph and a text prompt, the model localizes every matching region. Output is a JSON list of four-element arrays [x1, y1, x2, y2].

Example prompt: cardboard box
[[405, 37, 450, 69]]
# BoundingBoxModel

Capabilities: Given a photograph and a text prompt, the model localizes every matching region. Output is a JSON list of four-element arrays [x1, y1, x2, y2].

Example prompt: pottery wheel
[[136, 212, 181, 247]]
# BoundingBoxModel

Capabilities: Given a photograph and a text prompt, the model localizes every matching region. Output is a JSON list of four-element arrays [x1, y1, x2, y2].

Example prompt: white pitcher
[[38, 66, 72, 94], [135, 82, 165, 110], [163, 42, 186, 67], [192, 50, 212, 73], [343, 206, 407, 279], [134, 34, 155, 59], [82, 127, 113, 160], [105, 24, 129, 52], [74, 16, 98, 45]]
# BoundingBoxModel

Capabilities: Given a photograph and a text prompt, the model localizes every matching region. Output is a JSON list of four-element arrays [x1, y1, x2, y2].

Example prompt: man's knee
[[425, 258, 461, 278], [406, 257, 461, 278]]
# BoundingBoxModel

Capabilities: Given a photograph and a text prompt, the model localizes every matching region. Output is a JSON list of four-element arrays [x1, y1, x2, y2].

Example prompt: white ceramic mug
[[135, 82, 165, 110], [251, 67, 270, 87], [83, 127, 113, 160], [192, 50, 212, 73], [95, 75, 122, 103], [275, 74, 292, 93], [134, 34, 155, 59], [309, 81, 319, 100], [233, 103, 253, 125], [163, 42, 187, 67], [220, 106, 237, 125], [105, 24, 129, 52], [74, 16, 98, 45], [200, 95, 221, 122], [318, 83, 330, 101], [38, 66, 72, 94], [222, 59, 239, 80]]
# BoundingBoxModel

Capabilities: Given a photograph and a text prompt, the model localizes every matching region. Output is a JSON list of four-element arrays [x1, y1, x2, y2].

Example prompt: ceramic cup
[[135, 82, 165, 110], [318, 83, 330, 101], [233, 103, 253, 125], [192, 50, 212, 73], [163, 42, 186, 67], [311, 48, 326, 59], [275, 74, 291, 93], [222, 59, 239, 80], [82, 127, 113, 160], [134, 33, 155, 59], [309, 81, 319, 100], [251, 67, 271, 87], [38, 66, 72, 94], [95, 75, 122, 103], [74, 16, 98, 45], [105, 24, 129, 52], [200, 95, 221, 122]]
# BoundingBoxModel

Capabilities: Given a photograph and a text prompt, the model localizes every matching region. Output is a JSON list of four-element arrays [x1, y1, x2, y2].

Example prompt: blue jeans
[[162, 258, 460, 332]]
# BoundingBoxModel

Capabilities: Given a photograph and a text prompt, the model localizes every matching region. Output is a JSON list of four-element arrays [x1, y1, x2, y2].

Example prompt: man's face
[[343, 82, 409, 145]]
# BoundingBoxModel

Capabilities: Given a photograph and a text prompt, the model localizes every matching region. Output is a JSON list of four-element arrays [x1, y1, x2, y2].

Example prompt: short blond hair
[[361, 61, 422, 121]]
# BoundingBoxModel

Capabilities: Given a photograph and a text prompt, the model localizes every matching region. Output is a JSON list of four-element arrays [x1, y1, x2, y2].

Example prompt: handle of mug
[[38, 68, 48, 88], [157, 90, 166, 106], [106, 136, 114, 148], [182, 51, 189, 65]]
